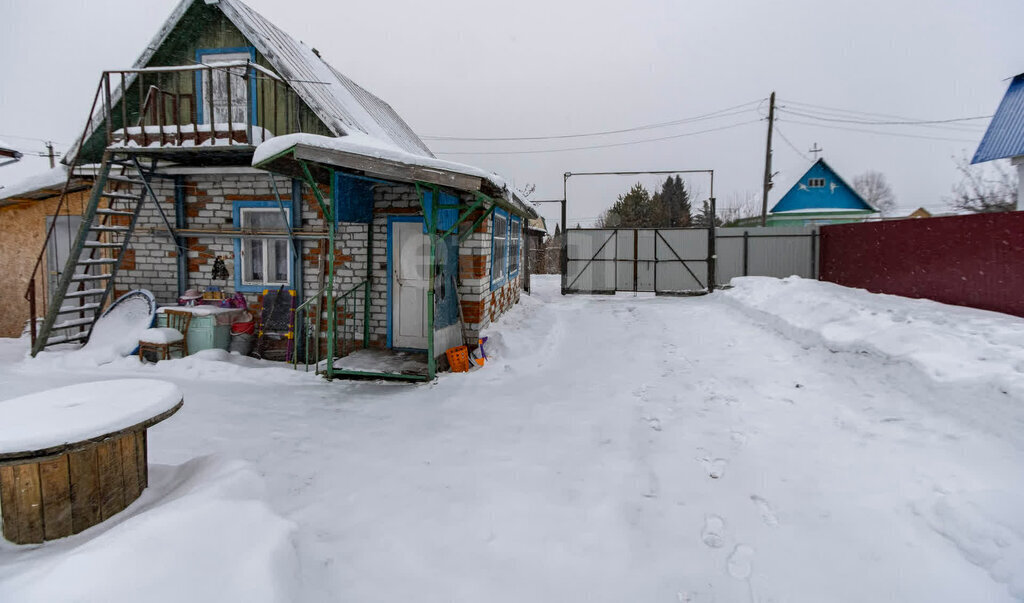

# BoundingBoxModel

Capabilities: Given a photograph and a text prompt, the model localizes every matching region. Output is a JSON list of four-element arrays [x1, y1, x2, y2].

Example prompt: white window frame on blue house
[[490, 209, 522, 291], [194, 46, 259, 126], [232, 201, 295, 293]]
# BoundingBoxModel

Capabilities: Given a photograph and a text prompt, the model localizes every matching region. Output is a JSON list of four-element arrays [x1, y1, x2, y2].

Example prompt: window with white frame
[[509, 217, 522, 274], [491, 211, 508, 284], [808, 178, 826, 188], [239, 208, 291, 286]]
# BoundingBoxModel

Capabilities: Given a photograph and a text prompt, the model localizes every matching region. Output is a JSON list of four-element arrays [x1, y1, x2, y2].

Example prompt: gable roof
[[972, 73, 1024, 164], [0, 139, 22, 160], [65, 0, 432, 163], [770, 158, 875, 214]]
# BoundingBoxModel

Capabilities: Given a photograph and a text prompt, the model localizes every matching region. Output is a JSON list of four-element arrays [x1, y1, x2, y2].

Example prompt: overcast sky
[[2, 0, 1022, 230]]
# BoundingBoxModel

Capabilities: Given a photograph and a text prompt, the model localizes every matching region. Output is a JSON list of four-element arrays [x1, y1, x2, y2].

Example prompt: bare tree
[[853, 171, 897, 216], [947, 155, 1018, 214], [719, 191, 761, 226]]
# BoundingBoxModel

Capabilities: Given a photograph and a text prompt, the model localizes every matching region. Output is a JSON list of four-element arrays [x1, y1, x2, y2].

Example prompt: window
[[808, 178, 826, 188], [196, 47, 256, 126], [239, 208, 291, 288], [509, 217, 522, 275], [491, 211, 508, 286]]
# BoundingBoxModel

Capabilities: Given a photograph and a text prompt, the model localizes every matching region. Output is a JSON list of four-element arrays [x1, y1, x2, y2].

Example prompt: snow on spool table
[[0, 379, 183, 544]]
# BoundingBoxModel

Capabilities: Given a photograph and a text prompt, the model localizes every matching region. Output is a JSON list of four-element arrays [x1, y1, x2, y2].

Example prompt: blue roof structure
[[973, 73, 1024, 164], [770, 159, 875, 213]]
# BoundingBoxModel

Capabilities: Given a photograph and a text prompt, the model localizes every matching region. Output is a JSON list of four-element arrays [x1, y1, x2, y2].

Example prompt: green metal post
[[418, 183, 438, 380], [299, 160, 335, 379], [363, 220, 371, 349]]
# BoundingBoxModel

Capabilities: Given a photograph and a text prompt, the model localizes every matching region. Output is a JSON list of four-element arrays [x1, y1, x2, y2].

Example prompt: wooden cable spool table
[[0, 379, 183, 544]]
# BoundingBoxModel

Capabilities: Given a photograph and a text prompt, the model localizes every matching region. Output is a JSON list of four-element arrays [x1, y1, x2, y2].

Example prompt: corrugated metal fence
[[564, 226, 818, 294], [715, 226, 818, 285], [820, 212, 1024, 317]]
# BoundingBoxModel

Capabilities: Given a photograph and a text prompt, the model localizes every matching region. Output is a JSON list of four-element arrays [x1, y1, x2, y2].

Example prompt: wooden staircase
[[28, 152, 156, 356]]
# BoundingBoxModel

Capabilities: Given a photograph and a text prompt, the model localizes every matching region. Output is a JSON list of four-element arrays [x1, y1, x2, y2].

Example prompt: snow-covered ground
[[1, 275, 1022, 602]]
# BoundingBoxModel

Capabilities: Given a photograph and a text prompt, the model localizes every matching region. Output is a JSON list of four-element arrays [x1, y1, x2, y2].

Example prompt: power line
[[778, 100, 988, 132], [774, 125, 811, 161], [422, 98, 765, 141], [0, 133, 71, 146], [778, 107, 991, 127], [778, 117, 980, 143], [433, 119, 762, 156]]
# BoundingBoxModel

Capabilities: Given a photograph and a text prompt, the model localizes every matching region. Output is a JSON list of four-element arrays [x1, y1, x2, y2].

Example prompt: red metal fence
[[819, 212, 1024, 318]]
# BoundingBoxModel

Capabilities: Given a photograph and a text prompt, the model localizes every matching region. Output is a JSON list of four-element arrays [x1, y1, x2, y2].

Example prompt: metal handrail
[[293, 279, 369, 375]]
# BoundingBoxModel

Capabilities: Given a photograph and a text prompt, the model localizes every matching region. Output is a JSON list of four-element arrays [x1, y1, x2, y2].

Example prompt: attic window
[[808, 178, 826, 188]]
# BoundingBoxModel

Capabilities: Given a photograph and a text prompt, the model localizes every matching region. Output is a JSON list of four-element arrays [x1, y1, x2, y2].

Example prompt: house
[[762, 158, 877, 226], [0, 140, 22, 167], [908, 207, 932, 219], [6, 0, 536, 380], [972, 72, 1024, 210]]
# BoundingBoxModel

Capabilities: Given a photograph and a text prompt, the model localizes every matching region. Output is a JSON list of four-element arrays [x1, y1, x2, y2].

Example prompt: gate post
[[742, 230, 749, 276], [707, 197, 717, 292]]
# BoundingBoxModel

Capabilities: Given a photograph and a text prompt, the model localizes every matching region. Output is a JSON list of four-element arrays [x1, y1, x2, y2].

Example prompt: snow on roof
[[972, 73, 1024, 164], [0, 138, 22, 159], [64, 0, 433, 163], [0, 165, 69, 201], [254, 132, 536, 216]]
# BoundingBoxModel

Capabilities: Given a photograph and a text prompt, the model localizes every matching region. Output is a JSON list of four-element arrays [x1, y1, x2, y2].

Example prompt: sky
[[1, 0, 1022, 231]]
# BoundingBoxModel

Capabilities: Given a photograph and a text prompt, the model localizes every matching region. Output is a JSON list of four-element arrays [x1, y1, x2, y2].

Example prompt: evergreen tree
[[601, 183, 659, 227], [691, 200, 721, 228], [655, 175, 692, 227]]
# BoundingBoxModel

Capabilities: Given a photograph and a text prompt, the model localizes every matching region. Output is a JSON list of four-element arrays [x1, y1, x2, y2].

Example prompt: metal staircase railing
[[293, 280, 370, 375]]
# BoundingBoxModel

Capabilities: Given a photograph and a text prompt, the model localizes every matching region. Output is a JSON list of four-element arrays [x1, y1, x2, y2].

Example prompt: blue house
[[765, 158, 877, 226], [972, 72, 1024, 210]]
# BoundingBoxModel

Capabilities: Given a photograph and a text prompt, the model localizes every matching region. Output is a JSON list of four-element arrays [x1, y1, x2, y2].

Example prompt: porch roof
[[252, 133, 538, 219]]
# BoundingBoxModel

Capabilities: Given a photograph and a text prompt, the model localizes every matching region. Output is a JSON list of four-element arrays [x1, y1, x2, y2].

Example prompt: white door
[[199, 51, 250, 126], [392, 221, 429, 349]]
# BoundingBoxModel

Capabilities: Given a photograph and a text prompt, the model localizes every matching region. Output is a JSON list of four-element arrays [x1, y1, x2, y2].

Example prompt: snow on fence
[[819, 212, 1024, 318]]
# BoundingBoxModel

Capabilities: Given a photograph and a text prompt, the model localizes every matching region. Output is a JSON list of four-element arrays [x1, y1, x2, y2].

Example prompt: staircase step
[[52, 317, 95, 330], [70, 273, 111, 282], [66, 288, 106, 298], [101, 191, 139, 201], [83, 241, 123, 248], [77, 258, 118, 266], [96, 208, 134, 217], [45, 332, 90, 346], [90, 225, 129, 233], [57, 303, 101, 314], [107, 174, 143, 184]]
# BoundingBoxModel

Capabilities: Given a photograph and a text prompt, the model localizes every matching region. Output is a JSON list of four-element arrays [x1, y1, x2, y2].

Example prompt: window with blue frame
[[490, 209, 523, 290], [509, 217, 522, 275], [195, 47, 257, 127], [232, 202, 294, 293]]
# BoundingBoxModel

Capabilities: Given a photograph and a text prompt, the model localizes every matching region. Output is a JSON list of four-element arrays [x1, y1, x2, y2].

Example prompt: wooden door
[[391, 221, 429, 349]]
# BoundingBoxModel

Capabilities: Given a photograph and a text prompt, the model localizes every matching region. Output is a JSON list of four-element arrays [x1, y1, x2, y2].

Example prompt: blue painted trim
[[509, 215, 522, 278], [232, 200, 296, 293], [386, 216, 425, 349], [194, 46, 258, 125], [490, 207, 509, 292]]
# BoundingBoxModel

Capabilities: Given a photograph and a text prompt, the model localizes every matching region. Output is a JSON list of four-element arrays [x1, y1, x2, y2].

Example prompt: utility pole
[[45, 142, 55, 168], [760, 91, 775, 227]]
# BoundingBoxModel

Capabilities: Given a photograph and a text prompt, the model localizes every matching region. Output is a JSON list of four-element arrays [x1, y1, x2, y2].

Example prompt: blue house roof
[[770, 159, 875, 213], [972, 73, 1024, 164]]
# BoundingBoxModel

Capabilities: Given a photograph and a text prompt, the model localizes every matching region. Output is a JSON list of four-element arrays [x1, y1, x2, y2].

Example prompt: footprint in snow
[[751, 495, 779, 527], [727, 544, 755, 580], [730, 430, 747, 448], [701, 514, 726, 548], [698, 455, 728, 479], [645, 417, 662, 432]]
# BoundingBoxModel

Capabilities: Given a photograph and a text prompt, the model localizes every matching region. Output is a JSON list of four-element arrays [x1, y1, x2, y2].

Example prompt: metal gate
[[563, 228, 711, 295]]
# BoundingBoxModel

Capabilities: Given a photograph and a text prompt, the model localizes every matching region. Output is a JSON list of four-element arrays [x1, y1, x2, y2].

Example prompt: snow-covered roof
[[0, 139, 22, 160], [0, 165, 69, 201], [253, 133, 537, 217], [64, 0, 433, 163], [972, 72, 1024, 164]]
